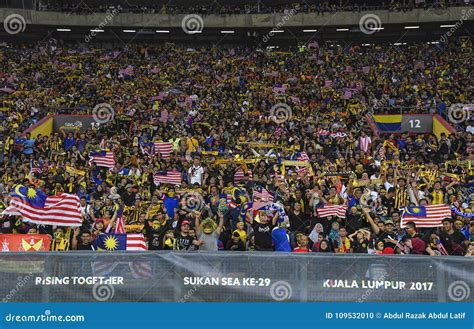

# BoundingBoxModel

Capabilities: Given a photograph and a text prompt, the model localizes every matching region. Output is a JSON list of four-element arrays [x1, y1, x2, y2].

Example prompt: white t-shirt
[[188, 165, 204, 185], [384, 181, 394, 191]]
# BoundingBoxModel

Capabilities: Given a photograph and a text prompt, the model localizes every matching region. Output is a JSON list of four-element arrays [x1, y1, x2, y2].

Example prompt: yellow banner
[[66, 166, 86, 176], [124, 224, 144, 233]]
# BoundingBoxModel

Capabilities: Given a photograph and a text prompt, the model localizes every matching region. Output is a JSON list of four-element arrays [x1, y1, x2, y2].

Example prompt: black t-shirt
[[439, 230, 466, 254], [450, 230, 467, 245], [225, 239, 245, 251], [380, 195, 395, 214], [352, 239, 369, 253], [121, 192, 137, 207], [175, 233, 195, 250], [144, 220, 171, 250], [344, 213, 363, 234], [288, 211, 308, 233], [251, 221, 275, 251], [77, 242, 94, 250], [438, 140, 450, 155], [379, 231, 398, 248]]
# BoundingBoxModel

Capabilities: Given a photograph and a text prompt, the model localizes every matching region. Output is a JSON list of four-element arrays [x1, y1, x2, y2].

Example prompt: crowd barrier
[[0, 252, 472, 302]]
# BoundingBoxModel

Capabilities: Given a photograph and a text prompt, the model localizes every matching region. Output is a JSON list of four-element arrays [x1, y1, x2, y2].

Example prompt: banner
[[0, 234, 51, 252], [281, 160, 314, 176], [66, 166, 86, 176], [0, 253, 471, 302], [53, 115, 96, 133]]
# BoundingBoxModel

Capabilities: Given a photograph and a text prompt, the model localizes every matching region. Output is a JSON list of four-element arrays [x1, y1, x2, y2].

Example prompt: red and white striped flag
[[127, 234, 148, 251], [4, 193, 82, 227], [89, 151, 115, 169], [297, 151, 309, 162], [115, 216, 125, 234], [154, 142, 173, 159], [400, 205, 452, 228], [297, 151, 310, 175], [30, 167, 43, 175], [153, 171, 182, 185], [234, 169, 253, 183], [253, 187, 274, 202], [378, 144, 386, 160], [316, 204, 348, 218], [359, 136, 371, 153]]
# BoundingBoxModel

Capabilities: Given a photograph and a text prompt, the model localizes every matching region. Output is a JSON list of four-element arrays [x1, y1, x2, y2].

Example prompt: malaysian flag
[[378, 144, 386, 160], [253, 186, 274, 202], [359, 136, 371, 153], [154, 142, 173, 159], [297, 151, 309, 162], [3, 185, 82, 227], [234, 168, 253, 183], [30, 167, 43, 175], [324, 80, 333, 87], [93, 233, 148, 251], [296, 151, 310, 175], [30, 167, 42, 174], [153, 171, 182, 185], [29, 160, 42, 175], [119, 65, 134, 76], [401, 205, 452, 228], [316, 204, 348, 218], [272, 84, 287, 94], [127, 234, 148, 251], [89, 151, 115, 169], [140, 142, 153, 155]]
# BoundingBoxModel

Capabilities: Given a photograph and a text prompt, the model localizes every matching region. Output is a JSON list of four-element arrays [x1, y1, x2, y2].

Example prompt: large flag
[[93, 233, 126, 250], [0, 234, 51, 252], [253, 186, 274, 202], [3, 185, 82, 227], [115, 215, 125, 234], [153, 171, 182, 185], [93, 233, 148, 251], [316, 204, 348, 218], [89, 150, 115, 169], [154, 142, 173, 159], [401, 205, 452, 228]]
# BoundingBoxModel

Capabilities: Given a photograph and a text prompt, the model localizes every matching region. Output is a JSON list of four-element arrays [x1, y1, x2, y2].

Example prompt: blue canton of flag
[[93, 234, 127, 251], [404, 206, 427, 217], [11, 185, 47, 208]]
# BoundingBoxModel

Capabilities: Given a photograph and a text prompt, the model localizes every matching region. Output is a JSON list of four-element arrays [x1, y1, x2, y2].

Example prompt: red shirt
[[292, 247, 310, 253]]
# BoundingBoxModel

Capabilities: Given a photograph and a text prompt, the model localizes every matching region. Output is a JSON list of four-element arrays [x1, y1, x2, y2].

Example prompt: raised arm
[[71, 227, 80, 250], [272, 211, 280, 226], [194, 211, 201, 235], [216, 211, 224, 235], [362, 207, 380, 235]]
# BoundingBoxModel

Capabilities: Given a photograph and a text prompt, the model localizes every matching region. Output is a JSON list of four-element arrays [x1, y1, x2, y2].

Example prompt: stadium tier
[[0, 39, 472, 257]]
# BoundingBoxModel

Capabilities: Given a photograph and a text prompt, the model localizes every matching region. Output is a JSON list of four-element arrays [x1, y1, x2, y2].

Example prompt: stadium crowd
[[0, 40, 473, 255], [37, 0, 473, 15]]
